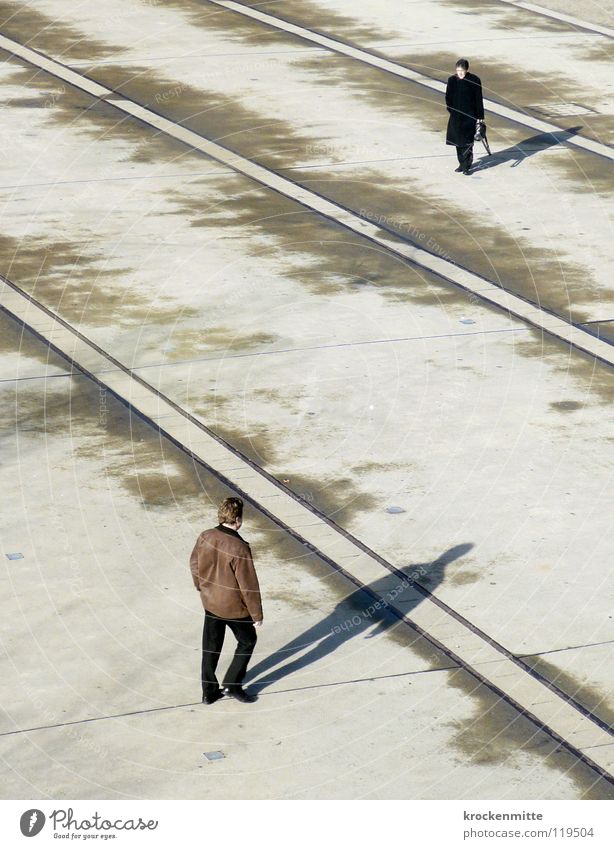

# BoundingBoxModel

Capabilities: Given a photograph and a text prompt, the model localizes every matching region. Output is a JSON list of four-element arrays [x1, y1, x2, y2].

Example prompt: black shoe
[[462, 168, 472, 175], [454, 165, 463, 172], [202, 689, 224, 705], [222, 687, 257, 703]]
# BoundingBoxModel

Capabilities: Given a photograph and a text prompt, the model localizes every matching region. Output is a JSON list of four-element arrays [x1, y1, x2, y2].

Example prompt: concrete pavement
[[0, 0, 612, 798], [1, 310, 612, 799]]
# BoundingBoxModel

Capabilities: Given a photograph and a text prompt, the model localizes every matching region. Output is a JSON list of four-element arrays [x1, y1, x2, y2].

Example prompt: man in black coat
[[445, 58, 484, 174]]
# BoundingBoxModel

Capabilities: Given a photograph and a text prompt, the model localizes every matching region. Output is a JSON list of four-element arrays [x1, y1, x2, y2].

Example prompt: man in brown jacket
[[190, 497, 263, 704]]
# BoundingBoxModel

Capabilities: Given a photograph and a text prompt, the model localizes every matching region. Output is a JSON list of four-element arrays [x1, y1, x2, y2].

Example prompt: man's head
[[455, 58, 469, 79], [218, 496, 244, 530]]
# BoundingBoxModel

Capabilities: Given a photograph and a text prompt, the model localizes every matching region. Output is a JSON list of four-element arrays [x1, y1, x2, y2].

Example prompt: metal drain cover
[[531, 102, 597, 117], [203, 751, 225, 762]]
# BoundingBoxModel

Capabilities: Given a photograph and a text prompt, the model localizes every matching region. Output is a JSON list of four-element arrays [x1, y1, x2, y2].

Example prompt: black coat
[[445, 72, 484, 146]]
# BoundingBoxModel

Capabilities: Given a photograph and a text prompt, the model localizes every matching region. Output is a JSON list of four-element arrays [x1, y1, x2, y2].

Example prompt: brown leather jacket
[[189, 525, 263, 621]]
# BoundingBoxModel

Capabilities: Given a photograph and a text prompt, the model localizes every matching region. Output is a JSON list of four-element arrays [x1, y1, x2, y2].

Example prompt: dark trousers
[[456, 142, 474, 171], [201, 610, 257, 698]]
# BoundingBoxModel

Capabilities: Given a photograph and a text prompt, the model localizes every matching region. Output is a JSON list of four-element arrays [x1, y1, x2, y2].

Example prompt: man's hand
[[254, 620, 263, 628]]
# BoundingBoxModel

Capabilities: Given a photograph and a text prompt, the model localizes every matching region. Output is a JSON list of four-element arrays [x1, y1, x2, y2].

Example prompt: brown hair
[[218, 496, 244, 525]]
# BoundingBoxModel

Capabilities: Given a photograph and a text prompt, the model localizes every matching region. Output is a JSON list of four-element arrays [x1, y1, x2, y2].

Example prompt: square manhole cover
[[203, 751, 225, 762], [530, 102, 597, 117], [6, 552, 24, 560]]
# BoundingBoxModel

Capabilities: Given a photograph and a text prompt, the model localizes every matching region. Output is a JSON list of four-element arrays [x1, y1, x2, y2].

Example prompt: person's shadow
[[246, 542, 474, 693], [473, 126, 582, 171]]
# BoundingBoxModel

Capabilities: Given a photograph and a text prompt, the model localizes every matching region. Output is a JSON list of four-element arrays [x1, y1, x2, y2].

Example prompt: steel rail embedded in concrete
[[207, 0, 613, 161], [1, 277, 613, 784], [0, 32, 613, 373]]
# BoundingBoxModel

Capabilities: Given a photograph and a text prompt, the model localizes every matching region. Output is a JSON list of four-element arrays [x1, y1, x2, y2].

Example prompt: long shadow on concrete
[[474, 126, 582, 171], [246, 542, 474, 692]]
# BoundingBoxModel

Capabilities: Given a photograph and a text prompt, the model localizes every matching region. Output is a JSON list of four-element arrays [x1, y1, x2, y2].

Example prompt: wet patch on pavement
[[436, 0, 576, 35], [85, 62, 318, 170], [577, 39, 614, 67], [535, 145, 612, 196], [446, 568, 482, 586], [295, 49, 450, 139], [0, 310, 68, 370], [522, 654, 614, 729], [191, 420, 382, 531], [268, 470, 379, 528], [445, 667, 614, 798], [156, 0, 327, 51], [0, 52, 196, 166], [0, 1, 114, 64], [513, 329, 614, 408], [155, 325, 281, 362], [0, 234, 198, 329], [290, 168, 602, 321], [170, 171, 453, 302], [205, 422, 281, 468], [549, 400, 584, 412], [198, 0, 398, 49]]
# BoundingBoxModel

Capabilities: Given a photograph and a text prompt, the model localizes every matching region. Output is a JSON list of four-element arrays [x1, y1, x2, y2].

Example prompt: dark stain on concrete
[[513, 329, 614, 407], [376, 616, 449, 656], [190, 393, 231, 419], [271, 471, 379, 527], [447, 569, 482, 586], [578, 40, 614, 67], [0, 371, 202, 510], [436, 0, 576, 35], [522, 654, 614, 729], [296, 48, 453, 140], [549, 400, 584, 413], [86, 62, 317, 170], [208, 422, 280, 468], [444, 667, 614, 798], [0, 53, 192, 166], [0, 2, 114, 64], [160, 326, 281, 362], [190, 414, 382, 527], [351, 460, 406, 474], [0, 234, 197, 329], [193, 0, 397, 50], [0, 310, 68, 370], [541, 145, 612, 197], [266, 589, 320, 613], [157, 0, 320, 50], [291, 167, 602, 321], [171, 171, 452, 301]]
